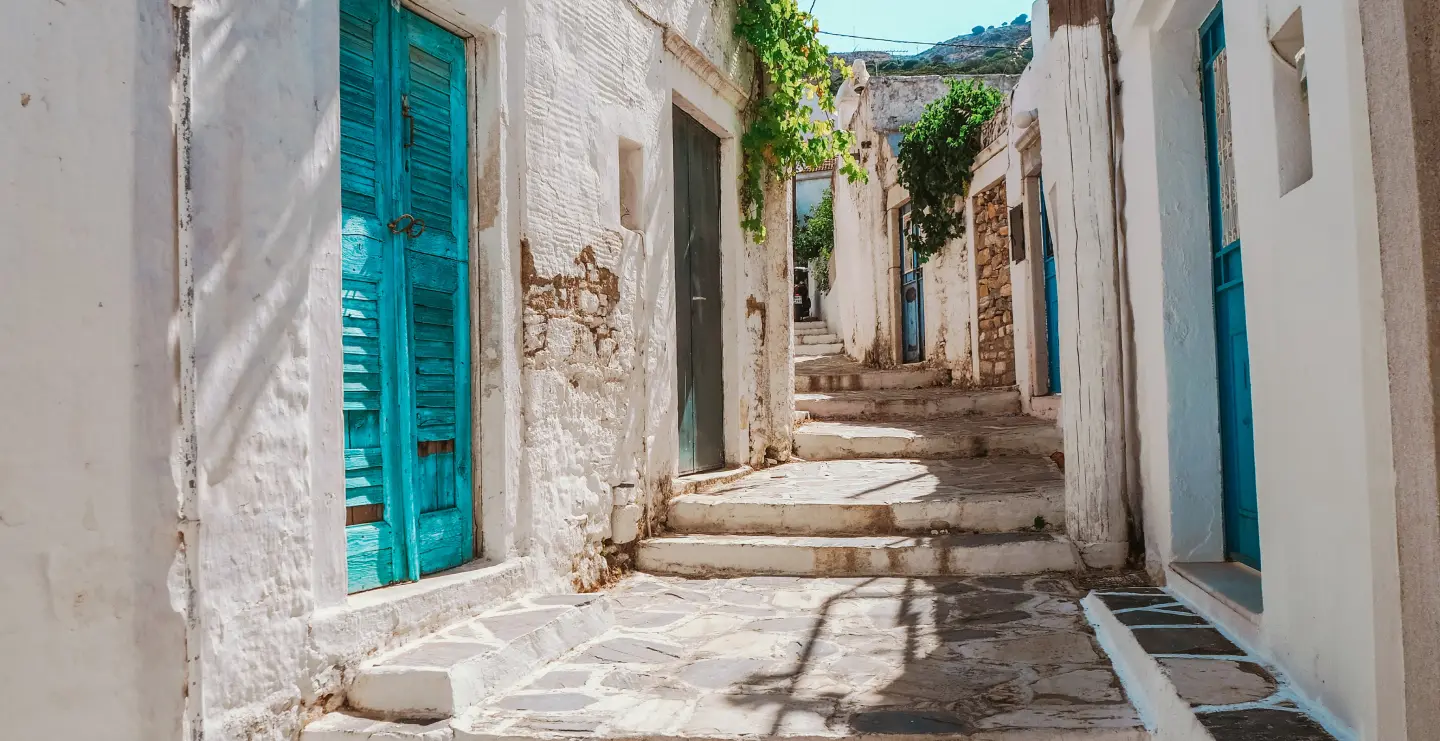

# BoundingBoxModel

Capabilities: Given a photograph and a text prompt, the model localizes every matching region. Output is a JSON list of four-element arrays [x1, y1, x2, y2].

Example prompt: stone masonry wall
[[974, 182, 1016, 386]]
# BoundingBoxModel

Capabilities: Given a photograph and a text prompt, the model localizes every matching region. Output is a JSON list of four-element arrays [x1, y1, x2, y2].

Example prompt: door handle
[[692, 296, 707, 301], [388, 214, 414, 234], [387, 214, 426, 238]]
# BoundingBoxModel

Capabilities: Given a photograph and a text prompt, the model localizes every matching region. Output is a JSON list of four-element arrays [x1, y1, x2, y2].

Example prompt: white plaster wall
[[921, 222, 974, 375], [7, 1, 777, 738], [831, 83, 896, 365], [0, 3, 187, 740], [1114, 0, 1397, 736], [515, 0, 776, 588], [1008, 64, 1049, 409]]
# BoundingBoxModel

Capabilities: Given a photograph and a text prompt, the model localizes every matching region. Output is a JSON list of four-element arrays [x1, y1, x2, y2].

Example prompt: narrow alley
[[6, 0, 1440, 740], [308, 324, 1148, 738]]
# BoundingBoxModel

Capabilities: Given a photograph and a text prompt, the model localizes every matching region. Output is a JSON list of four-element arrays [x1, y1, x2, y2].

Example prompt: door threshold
[[673, 465, 753, 496]]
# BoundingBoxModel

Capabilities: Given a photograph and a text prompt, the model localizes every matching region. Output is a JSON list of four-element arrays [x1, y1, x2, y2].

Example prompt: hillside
[[832, 14, 1033, 78]]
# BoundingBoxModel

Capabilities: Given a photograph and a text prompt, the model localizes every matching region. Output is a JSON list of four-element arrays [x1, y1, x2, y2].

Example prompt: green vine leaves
[[735, 0, 865, 242], [896, 78, 1004, 257]]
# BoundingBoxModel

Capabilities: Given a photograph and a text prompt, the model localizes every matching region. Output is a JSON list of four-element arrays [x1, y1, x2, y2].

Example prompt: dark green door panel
[[672, 108, 725, 474]]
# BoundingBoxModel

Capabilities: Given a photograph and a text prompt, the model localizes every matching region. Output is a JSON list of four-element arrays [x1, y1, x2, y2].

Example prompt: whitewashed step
[[346, 594, 614, 719], [794, 409, 812, 425], [302, 713, 453, 740], [636, 532, 1081, 577], [667, 458, 1062, 536], [796, 342, 844, 356], [798, 332, 840, 345], [794, 322, 830, 336], [794, 416, 1061, 461], [796, 387, 1021, 420], [794, 355, 950, 392], [1084, 588, 1341, 741]]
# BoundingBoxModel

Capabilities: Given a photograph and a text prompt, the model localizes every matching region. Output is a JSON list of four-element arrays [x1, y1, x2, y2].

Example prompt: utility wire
[[818, 30, 1026, 52]]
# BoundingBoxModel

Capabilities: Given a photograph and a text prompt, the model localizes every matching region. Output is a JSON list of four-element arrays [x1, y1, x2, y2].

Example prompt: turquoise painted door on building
[[1039, 183, 1061, 394], [899, 205, 925, 365], [1202, 5, 1261, 570], [342, 0, 473, 593]]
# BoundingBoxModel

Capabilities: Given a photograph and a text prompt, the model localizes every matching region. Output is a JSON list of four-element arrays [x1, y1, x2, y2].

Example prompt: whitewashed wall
[[0, 2, 187, 740], [4, 0, 780, 738], [831, 76, 896, 365], [1113, 0, 1401, 737]]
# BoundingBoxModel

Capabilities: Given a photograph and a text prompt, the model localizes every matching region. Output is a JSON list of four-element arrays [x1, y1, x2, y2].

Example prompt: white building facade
[[0, 0, 792, 738], [1022, 0, 1440, 737]]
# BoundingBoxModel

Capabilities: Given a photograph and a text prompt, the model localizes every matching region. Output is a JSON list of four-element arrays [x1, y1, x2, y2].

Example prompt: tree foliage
[[735, 0, 865, 241], [794, 188, 835, 292], [895, 78, 1004, 256]]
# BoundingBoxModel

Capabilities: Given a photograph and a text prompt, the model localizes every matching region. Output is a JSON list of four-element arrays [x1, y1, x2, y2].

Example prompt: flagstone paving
[[453, 573, 1145, 739]]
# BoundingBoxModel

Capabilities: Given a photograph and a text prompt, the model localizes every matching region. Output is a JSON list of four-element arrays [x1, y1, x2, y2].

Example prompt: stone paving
[[454, 573, 1145, 739]]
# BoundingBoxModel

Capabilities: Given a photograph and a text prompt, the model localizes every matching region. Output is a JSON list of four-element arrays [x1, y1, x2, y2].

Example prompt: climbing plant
[[735, 0, 864, 241], [794, 188, 835, 292], [895, 78, 1004, 256]]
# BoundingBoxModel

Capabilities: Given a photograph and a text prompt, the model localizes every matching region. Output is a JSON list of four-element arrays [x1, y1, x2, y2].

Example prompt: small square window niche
[[1270, 7, 1313, 195], [619, 138, 644, 231]]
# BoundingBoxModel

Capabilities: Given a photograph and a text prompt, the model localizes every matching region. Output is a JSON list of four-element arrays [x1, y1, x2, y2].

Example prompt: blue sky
[[808, 0, 1035, 56]]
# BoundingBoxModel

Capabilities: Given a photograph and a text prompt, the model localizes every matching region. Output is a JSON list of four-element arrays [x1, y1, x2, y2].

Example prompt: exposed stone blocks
[[973, 182, 1016, 387]]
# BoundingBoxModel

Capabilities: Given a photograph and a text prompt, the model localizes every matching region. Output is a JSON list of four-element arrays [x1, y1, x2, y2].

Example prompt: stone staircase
[[794, 317, 843, 357], [302, 337, 1119, 741], [636, 355, 1078, 578]]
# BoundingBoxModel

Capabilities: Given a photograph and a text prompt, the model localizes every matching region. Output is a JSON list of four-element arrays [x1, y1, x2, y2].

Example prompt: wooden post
[[1040, 0, 1132, 567]]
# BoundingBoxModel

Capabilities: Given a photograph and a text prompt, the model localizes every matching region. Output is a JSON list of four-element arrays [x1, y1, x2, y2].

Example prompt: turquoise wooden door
[[1202, 5, 1261, 569], [899, 205, 924, 364], [1039, 183, 1061, 394], [342, 0, 472, 592]]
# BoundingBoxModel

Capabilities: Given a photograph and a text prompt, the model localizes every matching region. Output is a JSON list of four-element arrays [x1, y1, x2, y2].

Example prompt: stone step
[[795, 357, 951, 392], [798, 332, 840, 345], [794, 323, 830, 336], [796, 387, 1021, 420], [667, 458, 1062, 536], [345, 594, 614, 719], [794, 409, 812, 425], [636, 532, 1081, 577], [794, 416, 1062, 461], [796, 342, 844, 356], [1084, 588, 1342, 741]]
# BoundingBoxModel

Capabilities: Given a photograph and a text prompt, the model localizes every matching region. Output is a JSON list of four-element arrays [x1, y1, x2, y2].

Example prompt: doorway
[[899, 204, 925, 364], [1202, 4, 1261, 569], [672, 108, 725, 475], [340, 0, 475, 592], [1040, 183, 1062, 394]]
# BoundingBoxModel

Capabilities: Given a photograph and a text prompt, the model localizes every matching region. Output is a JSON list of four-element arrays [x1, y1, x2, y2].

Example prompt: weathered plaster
[[6, 0, 787, 738], [0, 2, 187, 739]]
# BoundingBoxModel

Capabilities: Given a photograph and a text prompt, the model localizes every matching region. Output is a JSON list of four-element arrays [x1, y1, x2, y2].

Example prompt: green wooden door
[[342, 0, 472, 592], [672, 108, 725, 475]]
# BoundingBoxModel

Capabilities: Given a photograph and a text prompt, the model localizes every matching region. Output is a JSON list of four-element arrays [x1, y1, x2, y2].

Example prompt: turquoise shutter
[[397, 10, 473, 576], [340, 0, 405, 592]]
